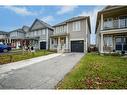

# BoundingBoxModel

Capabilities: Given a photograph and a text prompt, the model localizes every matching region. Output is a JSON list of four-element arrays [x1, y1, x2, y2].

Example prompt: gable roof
[[53, 16, 91, 33], [22, 25, 30, 32], [29, 19, 53, 31], [0, 31, 8, 35], [9, 28, 25, 33], [53, 16, 88, 27], [100, 6, 125, 13], [22, 25, 29, 29], [95, 6, 127, 33]]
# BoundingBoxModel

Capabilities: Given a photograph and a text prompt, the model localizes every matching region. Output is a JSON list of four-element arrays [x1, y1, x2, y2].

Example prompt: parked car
[[0, 44, 11, 52]]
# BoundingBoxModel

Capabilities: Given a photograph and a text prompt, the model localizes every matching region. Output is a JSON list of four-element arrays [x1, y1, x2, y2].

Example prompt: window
[[10, 32, 18, 37], [56, 27, 59, 33], [34, 31, 37, 36], [116, 37, 122, 45], [42, 29, 46, 35], [72, 21, 80, 31], [104, 36, 113, 52], [55, 27, 58, 33], [55, 26, 66, 33], [104, 37, 113, 46], [119, 16, 127, 28], [31, 32, 34, 37], [38, 30, 41, 35], [63, 25, 67, 32], [59, 26, 62, 32], [104, 18, 113, 29]]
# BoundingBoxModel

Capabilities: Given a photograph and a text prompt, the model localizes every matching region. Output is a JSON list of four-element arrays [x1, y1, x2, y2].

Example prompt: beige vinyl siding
[[10, 31, 25, 39], [86, 20, 90, 48], [31, 21, 45, 31], [68, 19, 87, 40], [0, 35, 7, 39]]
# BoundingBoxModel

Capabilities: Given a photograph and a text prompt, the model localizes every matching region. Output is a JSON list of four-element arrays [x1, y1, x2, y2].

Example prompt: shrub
[[121, 51, 125, 55], [103, 53, 120, 56]]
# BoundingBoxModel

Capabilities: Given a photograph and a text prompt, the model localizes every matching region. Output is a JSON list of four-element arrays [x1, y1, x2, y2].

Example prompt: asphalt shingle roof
[[53, 16, 88, 27], [0, 31, 8, 35]]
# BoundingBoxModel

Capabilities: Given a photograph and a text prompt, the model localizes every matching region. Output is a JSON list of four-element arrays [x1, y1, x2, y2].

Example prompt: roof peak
[[54, 16, 89, 27]]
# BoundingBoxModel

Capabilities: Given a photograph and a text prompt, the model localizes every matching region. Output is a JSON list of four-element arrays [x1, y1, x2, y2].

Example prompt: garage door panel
[[71, 40, 84, 52]]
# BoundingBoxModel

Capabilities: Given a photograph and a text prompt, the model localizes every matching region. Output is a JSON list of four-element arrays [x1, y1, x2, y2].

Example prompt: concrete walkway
[[0, 53, 84, 89]]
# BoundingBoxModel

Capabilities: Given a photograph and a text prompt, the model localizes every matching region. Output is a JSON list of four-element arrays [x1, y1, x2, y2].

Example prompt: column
[[101, 14, 104, 30], [7, 39, 8, 44], [100, 33, 104, 53], [4, 39, 6, 44], [66, 36, 69, 52], [50, 38, 52, 50], [58, 37, 60, 52], [46, 28, 49, 50], [113, 35, 115, 51], [9, 38, 11, 44]]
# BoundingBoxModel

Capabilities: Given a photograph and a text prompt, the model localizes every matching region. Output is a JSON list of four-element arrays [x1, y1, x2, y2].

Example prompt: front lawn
[[0, 50, 53, 65], [57, 53, 127, 89]]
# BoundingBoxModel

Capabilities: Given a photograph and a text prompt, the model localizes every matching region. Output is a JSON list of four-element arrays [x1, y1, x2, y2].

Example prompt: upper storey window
[[103, 16, 127, 30], [10, 31, 18, 37], [42, 29, 46, 35], [119, 16, 127, 28], [72, 21, 81, 31], [103, 18, 113, 29], [55, 25, 67, 34]]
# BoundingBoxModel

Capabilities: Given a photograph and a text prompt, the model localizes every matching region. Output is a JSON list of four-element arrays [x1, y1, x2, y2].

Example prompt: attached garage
[[40, 41, 46, 49], [71, 40, 84, 52]]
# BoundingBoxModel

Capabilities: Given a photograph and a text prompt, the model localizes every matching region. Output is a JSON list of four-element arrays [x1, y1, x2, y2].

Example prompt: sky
[[0, 6, 105, 44]]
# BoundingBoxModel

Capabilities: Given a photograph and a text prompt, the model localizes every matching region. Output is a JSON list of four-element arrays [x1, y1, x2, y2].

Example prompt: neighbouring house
[[96, 6, 127, 53], [26, 19, 53, 50], [9, 26, 29, 49], [0, 31, 9, 44], [50, 16, 91, 53]]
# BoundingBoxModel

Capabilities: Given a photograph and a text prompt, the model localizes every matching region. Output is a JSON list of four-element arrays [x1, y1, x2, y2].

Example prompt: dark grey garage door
[[71, 40, 84, 52], [40, 42, 46, 50]]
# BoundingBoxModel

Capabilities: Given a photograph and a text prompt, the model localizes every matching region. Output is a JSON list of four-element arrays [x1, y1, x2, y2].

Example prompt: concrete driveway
[[0, 53, 84, 89]]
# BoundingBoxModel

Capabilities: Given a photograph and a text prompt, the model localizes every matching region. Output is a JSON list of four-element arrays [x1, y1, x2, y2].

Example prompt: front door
[[40, 41, 46, 50], [115, 37, 127, 51]]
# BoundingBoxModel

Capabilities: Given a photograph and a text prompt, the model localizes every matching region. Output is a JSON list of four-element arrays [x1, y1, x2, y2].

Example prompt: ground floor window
[[116, 37, 127, 51], [103, 36, 113, 52]]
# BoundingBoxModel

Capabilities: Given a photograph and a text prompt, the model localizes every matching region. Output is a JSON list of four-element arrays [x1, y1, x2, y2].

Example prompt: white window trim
[[72, 21, 81, 31], [42, 29, 46, 35]]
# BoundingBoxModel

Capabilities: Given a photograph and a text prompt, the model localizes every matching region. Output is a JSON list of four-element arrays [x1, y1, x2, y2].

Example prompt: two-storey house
[[50, 16, 91, 53], [26, 19, 53, 50], [9, 26, 29, 49], [96, 6, 127, 53]]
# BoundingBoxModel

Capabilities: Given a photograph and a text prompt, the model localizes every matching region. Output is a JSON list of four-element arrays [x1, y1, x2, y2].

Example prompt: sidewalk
[[0, 53, 62, 74]]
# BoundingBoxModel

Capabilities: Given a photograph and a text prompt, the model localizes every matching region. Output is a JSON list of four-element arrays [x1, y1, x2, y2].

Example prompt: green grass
[[0, 50, 53, 64], [57, 53, 127, 89]]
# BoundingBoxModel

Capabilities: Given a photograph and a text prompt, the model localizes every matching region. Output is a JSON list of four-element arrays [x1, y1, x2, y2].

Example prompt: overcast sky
[[0, 6, 104, 44]]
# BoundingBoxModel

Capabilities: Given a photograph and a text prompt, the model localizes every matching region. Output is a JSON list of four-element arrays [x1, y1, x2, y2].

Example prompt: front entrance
[[71, 40, 84, 52], [40, 42, 46, 50], [115, 37, 127, 51]]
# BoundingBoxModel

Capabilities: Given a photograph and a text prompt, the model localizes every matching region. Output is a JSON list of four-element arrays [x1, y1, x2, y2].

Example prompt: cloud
[[4, 6, 37, 16], [79, 6, 105, 44], [41, 16, 54, 24], [57, 6, 78, 15]]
